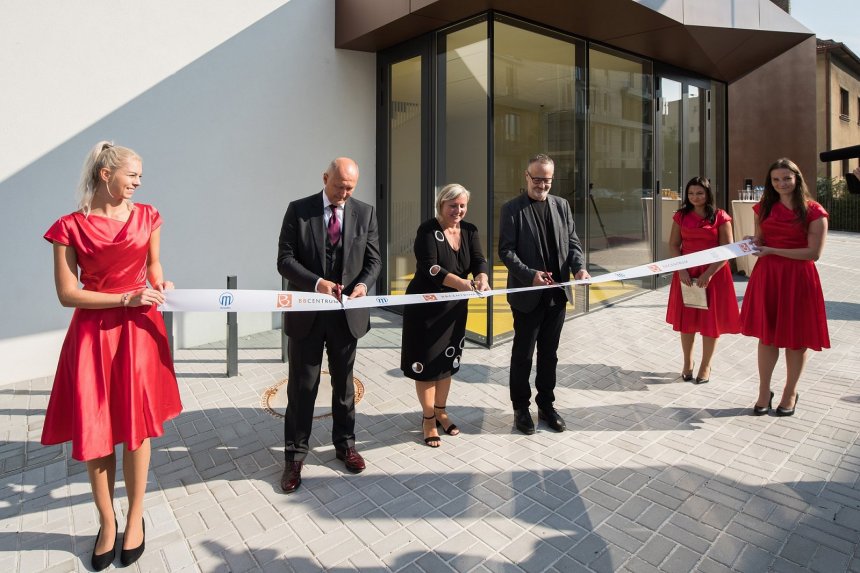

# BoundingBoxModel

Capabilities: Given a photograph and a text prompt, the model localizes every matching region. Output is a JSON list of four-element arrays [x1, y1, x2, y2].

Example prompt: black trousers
[[509, 300, 566, 410], [284, 311, 357, 461]]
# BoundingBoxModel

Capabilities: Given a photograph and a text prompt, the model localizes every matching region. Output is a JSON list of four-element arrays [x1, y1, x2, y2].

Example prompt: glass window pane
[[492, 21, 585, 340], [389, 56, 423, 297], [438, 22, 489, 341], [655, 77, 682, 265], [588, 46, 653, 306]]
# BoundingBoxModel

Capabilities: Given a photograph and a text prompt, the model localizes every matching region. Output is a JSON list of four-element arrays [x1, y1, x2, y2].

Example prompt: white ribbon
[[160, 240, 756, 312]]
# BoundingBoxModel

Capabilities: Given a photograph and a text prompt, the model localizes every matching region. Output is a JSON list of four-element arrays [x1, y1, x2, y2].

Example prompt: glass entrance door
[[653, 72, 723, 286], [378, 41, 431, 305]]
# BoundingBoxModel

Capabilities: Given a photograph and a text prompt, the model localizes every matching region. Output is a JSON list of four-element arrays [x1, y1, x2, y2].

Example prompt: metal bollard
[[163, 311, 174, 357], [281, 276, 288, 363], [226, 275, 238, 377]]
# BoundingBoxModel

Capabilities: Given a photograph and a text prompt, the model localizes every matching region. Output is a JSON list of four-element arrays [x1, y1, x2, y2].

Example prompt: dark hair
[[676, 176, 716, 224], [759, 157, 811, 224]]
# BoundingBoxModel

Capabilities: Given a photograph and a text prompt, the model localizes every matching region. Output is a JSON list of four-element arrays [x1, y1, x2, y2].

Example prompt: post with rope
[[163, 311, 174, 357], [226, 275, 238, 377], [281, 276, 288, 363]]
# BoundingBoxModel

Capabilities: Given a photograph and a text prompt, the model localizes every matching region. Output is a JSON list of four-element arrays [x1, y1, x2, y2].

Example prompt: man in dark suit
[[276, 157, 381, 493], [498, 154, 591, 435]]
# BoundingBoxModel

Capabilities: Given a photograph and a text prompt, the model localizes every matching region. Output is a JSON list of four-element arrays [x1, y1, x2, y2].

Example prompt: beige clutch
[[680, 280, 708, 310]]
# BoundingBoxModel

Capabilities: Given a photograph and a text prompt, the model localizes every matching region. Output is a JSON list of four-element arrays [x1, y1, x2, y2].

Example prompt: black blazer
[[277, 191, 382, 339], [498, 193, 585, 313]]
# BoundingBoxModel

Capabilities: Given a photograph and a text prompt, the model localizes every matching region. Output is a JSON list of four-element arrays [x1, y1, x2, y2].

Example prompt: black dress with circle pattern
[[400, 218, 489, 381]]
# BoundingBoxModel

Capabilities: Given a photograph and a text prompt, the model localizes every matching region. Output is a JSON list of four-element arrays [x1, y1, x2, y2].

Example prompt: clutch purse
[[680, 280, 708, 310]]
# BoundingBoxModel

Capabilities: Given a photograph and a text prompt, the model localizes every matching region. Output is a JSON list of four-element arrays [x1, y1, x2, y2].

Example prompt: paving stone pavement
[[3, 231, 860, 572]]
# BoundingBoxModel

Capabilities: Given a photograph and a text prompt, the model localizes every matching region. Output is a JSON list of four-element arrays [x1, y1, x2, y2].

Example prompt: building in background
[[816, 39, 860, 180]]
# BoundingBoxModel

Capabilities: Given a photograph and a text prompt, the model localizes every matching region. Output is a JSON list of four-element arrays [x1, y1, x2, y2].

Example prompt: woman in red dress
[[666, 177, 741, 384], [742, 158, 829, 417], [42, 141, 182, 570]]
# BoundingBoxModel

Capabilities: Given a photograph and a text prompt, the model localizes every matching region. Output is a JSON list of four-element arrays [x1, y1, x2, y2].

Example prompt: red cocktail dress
[[666, 209, 741, 337], [740, 201, 830, 351], [42, 203, 182, 461]]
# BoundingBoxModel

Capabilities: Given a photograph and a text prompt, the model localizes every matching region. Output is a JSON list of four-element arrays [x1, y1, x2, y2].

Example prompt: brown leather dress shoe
[[280, 460, 303, 493], [336, 447, 366, 473]]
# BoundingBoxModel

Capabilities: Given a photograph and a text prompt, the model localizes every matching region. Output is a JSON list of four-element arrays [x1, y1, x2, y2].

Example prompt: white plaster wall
[[0, 0, 377, 384]]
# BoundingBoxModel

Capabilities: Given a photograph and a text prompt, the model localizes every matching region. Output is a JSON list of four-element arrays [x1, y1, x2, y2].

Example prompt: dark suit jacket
[[498, 193, 585, 313], [277, 191, 381, 339]]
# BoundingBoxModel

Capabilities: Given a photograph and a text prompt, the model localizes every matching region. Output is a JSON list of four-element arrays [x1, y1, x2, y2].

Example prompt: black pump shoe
[[120, 519, 145, 567], [775, 393, 799, 417], [681, 363, 694, 382], [753, 391, 774, 416], [91, 518, 117, 571]]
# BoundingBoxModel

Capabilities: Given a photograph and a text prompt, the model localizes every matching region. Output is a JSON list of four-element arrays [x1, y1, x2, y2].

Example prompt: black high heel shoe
[[776, 393, 799, 417], [681, 363, 694, 382], [434, 405, 460, 436], [91, 518, 117, 571], [422, 415, 441, 447], [753, 391, 774, 416], [694, 368, 711, 385], [120, 518, 145, 567]]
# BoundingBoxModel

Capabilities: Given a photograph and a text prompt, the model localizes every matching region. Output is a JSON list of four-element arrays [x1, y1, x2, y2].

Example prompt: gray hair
[[527, 153, 554, 169], [435, 183, 470, 216], [76, 141, 141, 215]]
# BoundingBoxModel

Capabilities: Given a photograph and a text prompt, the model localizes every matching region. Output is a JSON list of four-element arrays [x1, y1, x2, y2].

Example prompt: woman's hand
[[129, 288, 166, 307], [752, 245, 773, 258], [474, 274, 491, 292], [678, 269, 693, 287], [696, 272, 712, 288], [154, 280, 175, 291]]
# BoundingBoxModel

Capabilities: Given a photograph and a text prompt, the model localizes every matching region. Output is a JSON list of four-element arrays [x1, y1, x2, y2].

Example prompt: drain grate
[[261, 371, 365, 420]]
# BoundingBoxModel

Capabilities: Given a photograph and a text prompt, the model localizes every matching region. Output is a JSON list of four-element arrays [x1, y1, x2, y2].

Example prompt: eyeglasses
[[526, 172, 553, 185]]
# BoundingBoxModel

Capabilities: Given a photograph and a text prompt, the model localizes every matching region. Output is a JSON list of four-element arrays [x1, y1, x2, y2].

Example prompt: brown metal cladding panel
[[728, 37, 817, 199], [335, 0, 420, 50], [336, 0, 813, 82]]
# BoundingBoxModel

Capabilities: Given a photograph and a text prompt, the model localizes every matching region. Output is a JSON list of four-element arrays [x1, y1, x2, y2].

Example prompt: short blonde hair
[[435, 183, 470, 216]]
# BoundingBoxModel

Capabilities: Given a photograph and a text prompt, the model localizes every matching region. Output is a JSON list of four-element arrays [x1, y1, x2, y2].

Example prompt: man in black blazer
[[276, 157, 381, 493], [498, 154, 591, 435]]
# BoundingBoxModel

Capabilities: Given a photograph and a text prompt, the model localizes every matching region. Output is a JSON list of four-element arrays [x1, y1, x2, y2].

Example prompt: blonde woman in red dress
[[42, 142, 182, 570], [666, 177, 741, 384], [742, 158, 829, 417]]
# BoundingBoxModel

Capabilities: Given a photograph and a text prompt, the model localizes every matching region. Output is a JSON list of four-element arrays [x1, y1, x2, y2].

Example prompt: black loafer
[[513, 408, 535, 435], [538, 407, 566, 432]]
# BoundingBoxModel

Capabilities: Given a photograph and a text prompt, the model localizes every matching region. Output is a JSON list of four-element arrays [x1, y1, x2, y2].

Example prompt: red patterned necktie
[[327, 204, 341, 244]]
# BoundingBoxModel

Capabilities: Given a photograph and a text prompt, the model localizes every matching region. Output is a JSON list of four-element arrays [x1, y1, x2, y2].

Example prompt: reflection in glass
[[655, 77, 682, 266], [388, 56, 423, 298], [492, 20, 585, 340], [438, 22, 489, 340], [588, 47, 653, 306]]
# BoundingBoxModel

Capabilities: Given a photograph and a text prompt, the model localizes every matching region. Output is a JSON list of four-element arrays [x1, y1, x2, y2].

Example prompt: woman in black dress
[[400, 184, 490, 446]]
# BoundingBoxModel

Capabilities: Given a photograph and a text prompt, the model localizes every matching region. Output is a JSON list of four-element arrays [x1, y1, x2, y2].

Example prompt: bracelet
[[120, 292, 130, 307]]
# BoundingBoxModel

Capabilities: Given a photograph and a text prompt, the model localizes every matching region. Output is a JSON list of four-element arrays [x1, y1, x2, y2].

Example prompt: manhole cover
[[261, 371, 364, 419]]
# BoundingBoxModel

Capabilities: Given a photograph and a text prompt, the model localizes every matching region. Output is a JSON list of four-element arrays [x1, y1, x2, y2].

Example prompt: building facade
[[0, 0, 817, 382], [816, 39, 860, 180], [339, 0, 817, 344]]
